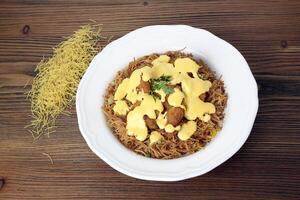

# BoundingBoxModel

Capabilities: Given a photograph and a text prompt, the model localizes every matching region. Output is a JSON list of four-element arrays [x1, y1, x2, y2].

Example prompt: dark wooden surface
[[1, 0, 300, 199]]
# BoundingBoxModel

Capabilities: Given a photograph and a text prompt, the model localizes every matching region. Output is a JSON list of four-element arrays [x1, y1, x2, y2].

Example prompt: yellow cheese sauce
[[149, 131, 163, 145], [168, 88, 185, 108], [178, 121, 197, 141], [126, 93, 163, 141], [165, 124, 181, 133], [156, 112, 167, 129], [113, 100, 129, 115], [156, 89, 166, 102], [113, 55, 216, 142]]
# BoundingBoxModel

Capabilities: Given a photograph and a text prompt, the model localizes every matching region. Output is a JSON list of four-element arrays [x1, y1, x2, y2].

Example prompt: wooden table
[[1, 0, 299, 199]]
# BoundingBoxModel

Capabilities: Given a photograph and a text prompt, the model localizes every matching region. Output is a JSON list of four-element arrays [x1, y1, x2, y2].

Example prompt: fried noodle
[[102, 51, 227, 159]]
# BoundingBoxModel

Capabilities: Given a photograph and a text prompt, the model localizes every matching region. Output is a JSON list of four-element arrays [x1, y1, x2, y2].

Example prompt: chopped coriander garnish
[[149, 90, 161, 100], [162, 86, 174, 94], [150, 75, 175, 95], [159, 75, 172, 82]]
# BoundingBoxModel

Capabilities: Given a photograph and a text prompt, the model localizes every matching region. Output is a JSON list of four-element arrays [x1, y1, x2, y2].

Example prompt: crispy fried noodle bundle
[[27, 25, 101, 139]]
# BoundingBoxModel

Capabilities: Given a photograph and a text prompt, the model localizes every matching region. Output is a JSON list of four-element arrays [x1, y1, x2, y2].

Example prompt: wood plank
[[0, 0, 300, 199]]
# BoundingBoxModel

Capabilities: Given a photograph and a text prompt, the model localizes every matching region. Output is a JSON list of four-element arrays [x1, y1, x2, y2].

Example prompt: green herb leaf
[[162, 86, 174, 94], [150, 75, 175, 95], [159, 75, 172, 82], [149, 90, 161, 100]]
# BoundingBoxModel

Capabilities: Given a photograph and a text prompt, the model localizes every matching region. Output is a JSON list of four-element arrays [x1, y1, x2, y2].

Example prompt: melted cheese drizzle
[[113, 100, 129, 115], [126, 93, 163, 141], [168, 88, 185, 108], [113, 55, 215, 141], [178, 121, 197, 141], [149, 131, 163, 145]]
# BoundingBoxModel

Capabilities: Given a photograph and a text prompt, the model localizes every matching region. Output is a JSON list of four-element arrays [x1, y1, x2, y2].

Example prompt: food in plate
[[103, 51, 227, 159]]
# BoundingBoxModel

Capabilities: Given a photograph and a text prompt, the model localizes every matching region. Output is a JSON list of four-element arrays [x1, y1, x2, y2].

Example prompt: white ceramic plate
[[76, 25, 258, 181]]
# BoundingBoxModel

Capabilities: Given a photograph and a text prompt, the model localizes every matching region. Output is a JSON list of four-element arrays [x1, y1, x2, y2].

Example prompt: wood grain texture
[[0, 0, 300, 199]]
